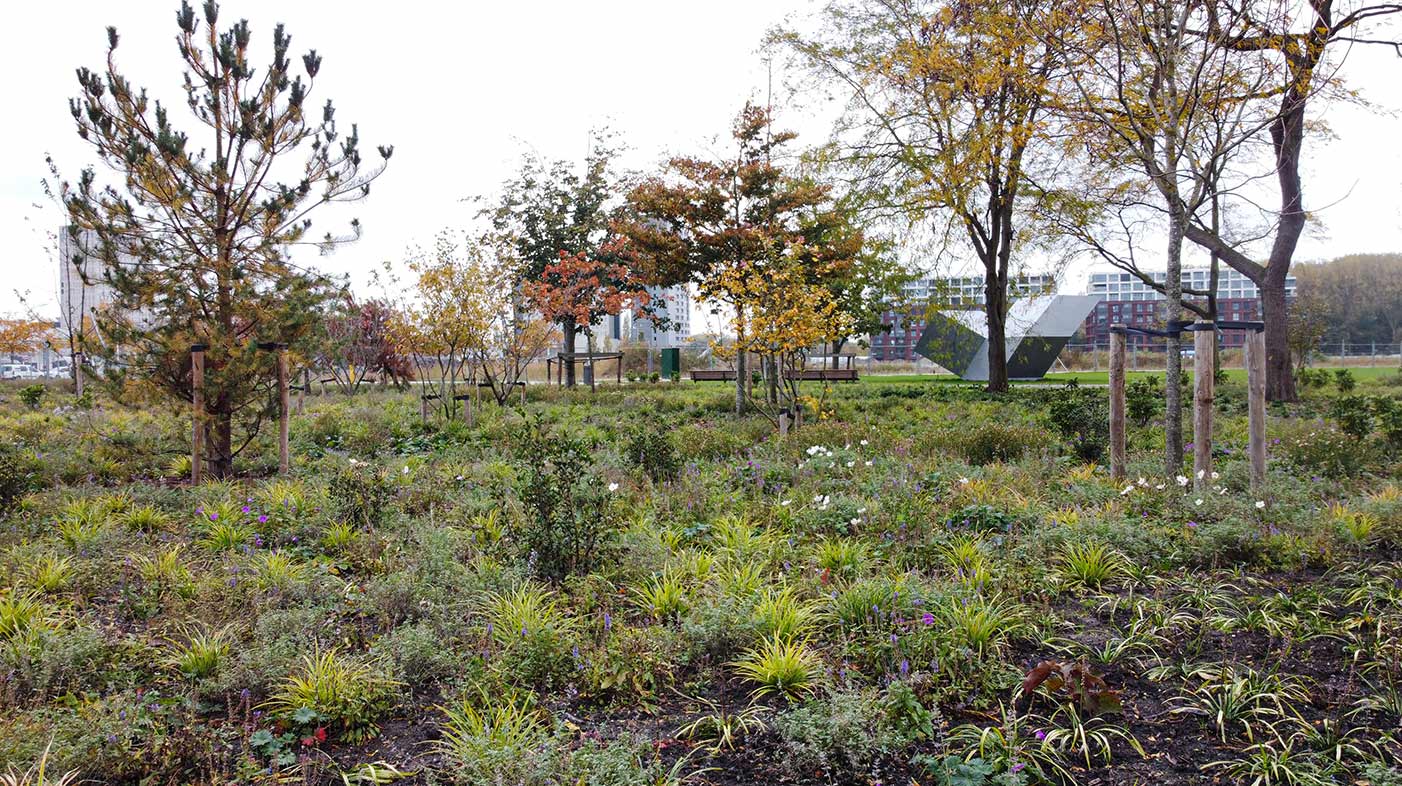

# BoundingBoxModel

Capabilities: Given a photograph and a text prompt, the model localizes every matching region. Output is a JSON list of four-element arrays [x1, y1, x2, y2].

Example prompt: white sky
[[2, 1, 1400, 329]]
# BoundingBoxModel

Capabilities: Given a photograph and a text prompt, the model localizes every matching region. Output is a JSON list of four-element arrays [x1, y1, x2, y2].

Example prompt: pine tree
[[56, 2, 391, 476]]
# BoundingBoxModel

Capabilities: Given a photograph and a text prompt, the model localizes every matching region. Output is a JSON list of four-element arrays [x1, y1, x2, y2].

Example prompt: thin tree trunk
[[1164, 209, 1185, 477]]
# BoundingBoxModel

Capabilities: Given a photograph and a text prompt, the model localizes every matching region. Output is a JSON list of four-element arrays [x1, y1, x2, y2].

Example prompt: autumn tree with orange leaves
[[520, 248, 652, 391]]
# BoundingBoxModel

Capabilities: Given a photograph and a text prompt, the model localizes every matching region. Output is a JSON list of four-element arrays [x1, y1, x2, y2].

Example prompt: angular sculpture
[[914, 294, 1101, 381]]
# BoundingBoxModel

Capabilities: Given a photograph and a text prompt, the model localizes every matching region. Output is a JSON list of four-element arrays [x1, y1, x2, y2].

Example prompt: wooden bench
[[690, 369, 737, 382], [787, 368, 860, 382]]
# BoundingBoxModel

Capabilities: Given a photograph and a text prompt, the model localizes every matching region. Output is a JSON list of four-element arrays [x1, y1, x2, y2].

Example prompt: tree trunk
[[1261, 272, 1295, 401], [562, 319, 578, 387], [734, 306, 746, 415], [1259, 80, 1308, 403], [985, 274, 1009, 393], [210, 410, 234, 478], [1163, 210, 1185, 477]]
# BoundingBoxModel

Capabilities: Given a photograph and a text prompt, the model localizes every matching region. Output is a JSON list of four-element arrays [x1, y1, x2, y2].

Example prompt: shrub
[[1279, 423, 1372, 479], [18, 384, 45, 411], [1047, 383, 1110, 462], [622, 423, 681, 482], [1334, 368, 1356, 392], [772, 688, 926, 781], [435, 690, 553, 786], [484, 584, 578, 687], [955, 421, 1051, 465], [512, 419, 614, 581], [0, 443, 35, 517], [1331, 395, 1375, 439], [328, 464, 395, 529], [1126, 376, 1161, 426]]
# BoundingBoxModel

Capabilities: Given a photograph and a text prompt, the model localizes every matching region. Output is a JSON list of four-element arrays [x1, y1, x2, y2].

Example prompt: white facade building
[[1086, 267, 1296, 301], [901, 273, 1057, 305]]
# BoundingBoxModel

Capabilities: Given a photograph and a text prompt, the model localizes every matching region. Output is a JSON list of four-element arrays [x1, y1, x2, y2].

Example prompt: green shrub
[[1331, 395, 1375, 439], [1335, 368, 1356, 392], [0, 442, 35, 516], [1046, 383, 1110, 462], [328, 463, 395, 528], [18, 384, 45, 410], [623, 422, 680, 482], [1279, 423, 1372, 479], [1126, 376, 1161, 426], [954, 421, 1051, 465], [512, 418, 614, 581], [263, 649, 399, 743]]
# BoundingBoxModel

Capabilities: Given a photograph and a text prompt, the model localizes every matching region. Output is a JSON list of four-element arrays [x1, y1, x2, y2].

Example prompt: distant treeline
[[1295, 254, 1402, 346]]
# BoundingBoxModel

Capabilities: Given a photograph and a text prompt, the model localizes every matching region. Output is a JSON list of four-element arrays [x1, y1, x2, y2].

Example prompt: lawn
[[1, 375, 1400, 785]]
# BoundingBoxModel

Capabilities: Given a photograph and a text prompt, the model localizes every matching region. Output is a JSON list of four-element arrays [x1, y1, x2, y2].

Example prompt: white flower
[[849, 518, 860, 526], [1195, 498, 1203, 506], [845, 461, 855, 468], [959, 477, 970, 485], [1121, 485, 1134, 496], [1211, 472, 1220, 480], [864, 460, 873, 467], [1176, 475, 1189, 487], [1155, 483, 1166, 490], [813, 494, 824, 503], [856, 507, 867, 514], [608, 482, 620, 493], [1137, 477, 1148, 487], [1255, 500, 1266, 509], [780, 499, 791, 507], [348, 458, 360, 466], [1196, 469, 1205, 480], [806, 445, 823, 456], [402, 465, 410, 475], [454, 475, 464, 481], [860, 439, 869, 446]]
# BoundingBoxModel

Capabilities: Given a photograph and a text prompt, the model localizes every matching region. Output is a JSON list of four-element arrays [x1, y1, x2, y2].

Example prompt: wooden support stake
[[1193, 321, 1214, 490], [1108, 327, 1127, 481], [73, 350, 85, 397], [191, 346, 205, 485], [778, 409, 790, 438], [1245, 328, 1268, 491], [420, 395, 430, 423], [296, 368, 307, 415], [277, 346, 290, 475]]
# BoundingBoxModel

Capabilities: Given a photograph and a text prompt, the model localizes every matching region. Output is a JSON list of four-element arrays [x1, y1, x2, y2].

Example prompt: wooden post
[[519, 381, 526, 407], [1245, 328, 1268, 491], [1193, 321, 1214, 490], [1108, 326, 1127, 481], [73, 350, 85, 397], [420, 395, 430, 423], [277, 345, 290, 475], [296, 368, 307, 415], [191, 345, 205, 484], [778, 408, 790, 438]]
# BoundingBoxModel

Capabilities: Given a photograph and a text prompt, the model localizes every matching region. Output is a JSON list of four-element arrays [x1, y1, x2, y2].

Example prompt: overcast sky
[[2, 1, 1399, 328]]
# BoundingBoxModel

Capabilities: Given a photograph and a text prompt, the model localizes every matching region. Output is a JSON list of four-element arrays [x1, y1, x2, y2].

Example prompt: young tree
[[712, 253, 855, 424], [1038, 0, 1273, 474], [519, 248, 652, 392], [483, 135, 623, 387], [55, 2, 392, 476], [391, 232, 496, 420], [316, 297, 411, 394], [621, 104, 855, 413], [777, 0, 1068, 392]]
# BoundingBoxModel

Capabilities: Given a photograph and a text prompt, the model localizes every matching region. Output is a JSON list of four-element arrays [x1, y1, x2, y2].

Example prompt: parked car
[[0, 363, 39, 379]]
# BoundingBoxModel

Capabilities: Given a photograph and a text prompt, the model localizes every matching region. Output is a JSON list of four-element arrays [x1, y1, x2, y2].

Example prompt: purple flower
[[603, 611, 612, 631], [209, 512, 219, 521], [1011, 763, 1026, 773], [258, 515, 268, 524], [1034, 729, 1046, 741], [1186, 520, 1198, 529], [241, 505, 250, 513], [921, 612, 935, 625]]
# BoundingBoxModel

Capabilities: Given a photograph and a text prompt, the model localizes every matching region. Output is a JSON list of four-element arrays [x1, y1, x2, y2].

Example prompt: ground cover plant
[[2, 372, 1402, 785]]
